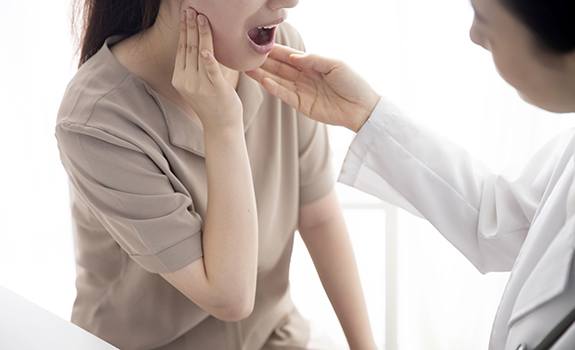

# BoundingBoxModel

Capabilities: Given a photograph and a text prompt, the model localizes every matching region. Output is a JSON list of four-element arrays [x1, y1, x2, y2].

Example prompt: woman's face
[[185, 0, 299, 72], [469, 0, 575, 113]]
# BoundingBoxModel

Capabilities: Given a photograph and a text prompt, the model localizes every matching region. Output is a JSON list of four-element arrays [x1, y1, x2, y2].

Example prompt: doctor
[[247, 0, 575, 349]]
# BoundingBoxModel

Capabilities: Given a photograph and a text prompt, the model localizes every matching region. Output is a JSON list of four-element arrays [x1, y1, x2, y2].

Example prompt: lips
[[246, 18, 284, 54], [248, 26, 276, 46]]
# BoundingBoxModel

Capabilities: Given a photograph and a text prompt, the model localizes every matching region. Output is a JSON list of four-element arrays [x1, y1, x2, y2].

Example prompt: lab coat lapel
[[507, 157, 575, 325], [507, 214, 575, 327], [490, 153, 575, 348], [492, 157, 575, 350]]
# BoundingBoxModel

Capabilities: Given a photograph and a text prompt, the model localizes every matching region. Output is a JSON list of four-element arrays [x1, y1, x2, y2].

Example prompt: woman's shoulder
[[57, 35, 168, 142], [55, 58, 165, 153]]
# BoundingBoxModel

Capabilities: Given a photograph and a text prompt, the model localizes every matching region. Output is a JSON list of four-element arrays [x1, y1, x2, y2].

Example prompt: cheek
[[491, 51, 522, 87], [211, 29, 243, 64], [491, 47, 556, 108], [200, 4, 270, 71], [490, 40, 534, 92]]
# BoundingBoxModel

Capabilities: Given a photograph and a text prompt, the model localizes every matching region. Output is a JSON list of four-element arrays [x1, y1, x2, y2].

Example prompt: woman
[[247, 0, 575, 348], [55, 0, 376, 349]]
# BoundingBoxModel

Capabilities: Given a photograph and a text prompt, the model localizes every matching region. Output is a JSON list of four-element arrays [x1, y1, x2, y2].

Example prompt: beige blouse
[[55, 22, 334, 350]]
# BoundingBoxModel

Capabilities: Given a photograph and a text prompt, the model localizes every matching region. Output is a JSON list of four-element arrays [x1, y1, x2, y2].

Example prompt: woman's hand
[[162, 7, 259, 322], [246, 45, 381, 132], [171, 8, 242, 132]]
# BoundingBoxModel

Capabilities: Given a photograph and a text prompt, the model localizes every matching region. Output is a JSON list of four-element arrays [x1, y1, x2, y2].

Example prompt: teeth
[[258, 25, 276, 30]]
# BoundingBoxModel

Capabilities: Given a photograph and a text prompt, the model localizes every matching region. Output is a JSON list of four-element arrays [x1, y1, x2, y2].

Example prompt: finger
[[174, 8, 187, 72], [186, 8, 199, 72], [245, 68, 266, 84], [288, 53, 340, 75], [247, 68, 297, 92], [247, 67, 300, 108], [247, 66, 299, 93], [247, 69, 310, 116], [262, 77, 301, 109], [200, 49, 224, 86], [197, 14, 220, 81], [260, 56, 302, 82], [268, 44, 305, 64]]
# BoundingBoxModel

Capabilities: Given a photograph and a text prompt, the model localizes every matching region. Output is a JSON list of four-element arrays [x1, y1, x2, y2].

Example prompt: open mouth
[[246, 17, 284, 55], [247, 25, 277, 47]]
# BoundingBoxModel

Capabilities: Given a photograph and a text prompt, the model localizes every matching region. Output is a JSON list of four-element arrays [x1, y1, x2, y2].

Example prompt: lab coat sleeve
[[338, 98, 569, 273]]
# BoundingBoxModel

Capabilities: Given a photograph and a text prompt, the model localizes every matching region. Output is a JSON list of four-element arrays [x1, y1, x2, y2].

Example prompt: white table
[[0, 286, 118, 349]]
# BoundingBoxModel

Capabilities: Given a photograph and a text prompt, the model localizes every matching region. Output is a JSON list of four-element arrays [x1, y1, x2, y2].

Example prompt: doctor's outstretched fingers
[[246, 44, 381, 132]]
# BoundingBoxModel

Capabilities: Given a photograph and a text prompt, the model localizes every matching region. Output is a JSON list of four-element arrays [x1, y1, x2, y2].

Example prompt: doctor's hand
[[172, 8, 243, 132], [246, 45, 380, 132]]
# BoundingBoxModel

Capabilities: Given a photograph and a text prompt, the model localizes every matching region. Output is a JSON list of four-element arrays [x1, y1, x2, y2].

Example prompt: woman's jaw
[[210, 14, 286, 72]]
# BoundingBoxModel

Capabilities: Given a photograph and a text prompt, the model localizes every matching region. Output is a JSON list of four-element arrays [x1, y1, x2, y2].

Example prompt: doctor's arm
[[248, 45, 564, 274], [298, 190, 377, 350]]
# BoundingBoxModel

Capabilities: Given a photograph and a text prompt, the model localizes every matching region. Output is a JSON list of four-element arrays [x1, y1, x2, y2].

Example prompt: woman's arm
[[162, 125, 258, 322], [298, 190, 377, 350], [162, 8, 258, 322]]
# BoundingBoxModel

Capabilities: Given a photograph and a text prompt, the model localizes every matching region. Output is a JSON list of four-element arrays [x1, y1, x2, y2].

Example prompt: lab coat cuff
[[338, 97, 398, 186]]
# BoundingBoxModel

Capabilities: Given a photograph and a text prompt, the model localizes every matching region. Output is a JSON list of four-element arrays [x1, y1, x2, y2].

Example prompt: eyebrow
[[469, 0, 488, 23]]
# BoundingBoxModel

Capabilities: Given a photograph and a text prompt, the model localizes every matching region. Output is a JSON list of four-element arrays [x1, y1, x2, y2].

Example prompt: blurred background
[[1, 0, 575, 349]]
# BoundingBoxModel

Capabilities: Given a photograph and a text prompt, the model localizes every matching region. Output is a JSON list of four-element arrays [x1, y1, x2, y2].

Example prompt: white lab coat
[[338, 99, 575, 350]]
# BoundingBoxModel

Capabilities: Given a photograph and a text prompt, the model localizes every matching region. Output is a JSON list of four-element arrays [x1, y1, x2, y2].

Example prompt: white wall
[[0, 0, 78, 319], [289, 1, 575, 349]]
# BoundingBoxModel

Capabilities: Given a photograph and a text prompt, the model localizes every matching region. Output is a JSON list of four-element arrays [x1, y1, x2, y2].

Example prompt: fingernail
[[198, 15, 206, 26]]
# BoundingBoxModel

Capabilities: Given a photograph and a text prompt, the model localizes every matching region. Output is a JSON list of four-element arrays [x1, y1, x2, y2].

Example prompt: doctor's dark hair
[[72, 0, 161, 67], [500, 0, 575, 53]]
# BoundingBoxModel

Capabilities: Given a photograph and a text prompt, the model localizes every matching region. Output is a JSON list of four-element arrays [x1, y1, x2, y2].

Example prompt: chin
[[518, 91, 574, 114], [219, 53, 267, 72], [214, 42, 269, 72]]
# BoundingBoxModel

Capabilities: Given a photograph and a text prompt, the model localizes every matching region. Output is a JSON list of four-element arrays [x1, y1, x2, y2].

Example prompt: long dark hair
[[72, 0, 161, 68], [501, 0, 575, 53]]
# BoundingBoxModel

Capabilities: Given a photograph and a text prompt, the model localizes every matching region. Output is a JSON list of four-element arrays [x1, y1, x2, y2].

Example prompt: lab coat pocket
[[508, 219, 575, 327]]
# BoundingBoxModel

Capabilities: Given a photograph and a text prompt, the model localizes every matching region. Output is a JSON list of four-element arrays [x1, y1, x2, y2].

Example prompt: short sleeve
[[55, 122, 203, 274], [297, 114, 335, 206]]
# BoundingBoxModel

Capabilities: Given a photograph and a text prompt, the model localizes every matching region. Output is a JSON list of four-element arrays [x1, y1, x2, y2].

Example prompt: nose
[[268, 0, 299, 10], [469, 24, 488, 50]]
